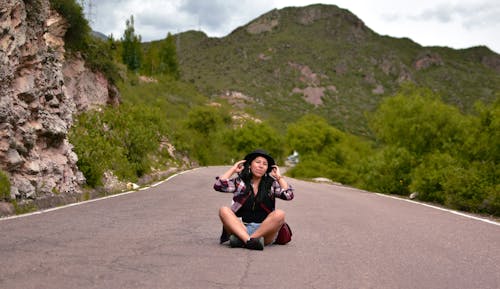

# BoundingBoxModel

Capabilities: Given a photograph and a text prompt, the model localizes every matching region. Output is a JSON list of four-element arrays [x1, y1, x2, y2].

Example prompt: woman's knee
[[272, 209, 286, 223], [218, 206, 232, 218]]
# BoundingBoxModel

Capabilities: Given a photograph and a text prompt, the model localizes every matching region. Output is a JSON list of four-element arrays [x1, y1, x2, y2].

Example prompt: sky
[[82, 0, 500, 53]]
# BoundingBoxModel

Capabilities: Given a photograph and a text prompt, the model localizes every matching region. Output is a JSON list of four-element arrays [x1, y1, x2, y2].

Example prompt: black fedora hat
[[244, 149, 275, 172]]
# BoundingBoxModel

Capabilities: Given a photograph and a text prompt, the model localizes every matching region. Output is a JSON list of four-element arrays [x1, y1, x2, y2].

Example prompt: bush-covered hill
[[176, 4, 500, 136]]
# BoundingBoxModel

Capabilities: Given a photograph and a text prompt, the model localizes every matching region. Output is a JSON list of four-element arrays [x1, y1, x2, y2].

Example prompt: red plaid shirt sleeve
[[272, 180, 294, 200]]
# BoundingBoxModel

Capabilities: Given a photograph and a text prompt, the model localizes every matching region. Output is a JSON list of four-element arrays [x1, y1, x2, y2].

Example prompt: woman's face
[[250, 156, 268, 177]]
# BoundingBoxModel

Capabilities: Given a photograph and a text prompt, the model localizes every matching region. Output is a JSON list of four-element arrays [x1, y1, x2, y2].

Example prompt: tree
[[286, 114, 343, 156], [121, 15, 142, 72], [158, 33, 179, 78], [370, 86, 469, 157], [227, 121, 284, 161]]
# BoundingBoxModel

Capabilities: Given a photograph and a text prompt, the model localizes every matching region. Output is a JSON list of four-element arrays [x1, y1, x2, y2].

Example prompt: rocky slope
[[0, 0, 119, 214]]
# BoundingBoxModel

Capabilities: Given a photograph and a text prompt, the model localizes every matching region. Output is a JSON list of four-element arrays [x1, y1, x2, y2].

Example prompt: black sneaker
[[245, 237, 264, 250], [220, 228, 230, 244], [229, 235, 244, 248]]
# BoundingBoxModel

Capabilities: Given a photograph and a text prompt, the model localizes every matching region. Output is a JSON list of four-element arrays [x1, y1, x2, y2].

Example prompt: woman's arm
[[213, 160, 246, 193], [270, 165, 294, 200], [219, 160, 245, 179]]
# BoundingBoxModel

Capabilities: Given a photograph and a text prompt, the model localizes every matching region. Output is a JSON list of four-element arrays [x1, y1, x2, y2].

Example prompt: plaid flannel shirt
[[213, 176, 294, 213]]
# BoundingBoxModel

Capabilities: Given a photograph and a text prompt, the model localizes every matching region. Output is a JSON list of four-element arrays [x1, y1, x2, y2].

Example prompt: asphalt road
[[1, 166, 499, 289]]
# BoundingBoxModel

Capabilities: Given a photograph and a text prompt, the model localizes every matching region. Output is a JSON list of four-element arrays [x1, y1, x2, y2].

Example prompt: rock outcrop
[[0, 0, 119, 211]]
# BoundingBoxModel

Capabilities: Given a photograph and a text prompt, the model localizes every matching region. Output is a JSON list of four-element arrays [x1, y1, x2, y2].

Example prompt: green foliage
[[186, 106, 231, 136], [440, 164, 488, 212], [69, 101, 170, 187], [67, 68, 499, 216], [0, 170, 11, 201], [361, 146, 414, 195], [176, 6, 500, 137], [469, 98, 500, 164], [180, 105, 233, 165], [286, 114, 373, 185], [370, 85, 470, 156], [366, 86, 499, 215], [69, 111, 131, 187], [121, 15, 143, 71], [12, 200, 38, 215], [83, 36, 121, 84], [159, 33, 179, 77], [49, 0, 91, 51], [409, 152, 457, 203], [141, 34, 180, 78], [286, 114, 343, 155], [49, 0, 121, 84], [225, 121, 285, 163]]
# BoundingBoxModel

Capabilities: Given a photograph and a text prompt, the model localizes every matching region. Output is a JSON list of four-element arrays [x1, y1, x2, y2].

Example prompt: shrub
[[361, 146, 414, 195], [370, 86, 470, 157], [226, 121, 285, 162], [442, 164, 488, 213], [286, 114, 343, 155], [409, 152, 458, 204], [83, 37, 121, 84], [49, 0, 91, 51], [0, 170, 11, 201], [69, 101, 171, 187]]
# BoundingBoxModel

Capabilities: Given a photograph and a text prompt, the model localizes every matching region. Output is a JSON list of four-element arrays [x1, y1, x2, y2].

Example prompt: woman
[[213, 149, 294, 250]]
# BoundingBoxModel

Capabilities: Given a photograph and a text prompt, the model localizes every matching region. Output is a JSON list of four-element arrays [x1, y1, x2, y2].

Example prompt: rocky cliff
[[0, 0, 119, 214]]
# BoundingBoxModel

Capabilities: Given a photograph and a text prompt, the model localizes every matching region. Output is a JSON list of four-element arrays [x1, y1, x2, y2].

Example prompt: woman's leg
[[219, 206, 249, 242], [249, 209, 285, 245]]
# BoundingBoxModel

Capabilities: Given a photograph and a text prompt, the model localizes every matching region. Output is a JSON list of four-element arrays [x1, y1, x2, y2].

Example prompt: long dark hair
[[239, 163, 274, 203]]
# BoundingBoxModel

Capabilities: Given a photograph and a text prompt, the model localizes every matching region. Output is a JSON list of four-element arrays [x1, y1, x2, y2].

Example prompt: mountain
[[176, 4, 500, 136]]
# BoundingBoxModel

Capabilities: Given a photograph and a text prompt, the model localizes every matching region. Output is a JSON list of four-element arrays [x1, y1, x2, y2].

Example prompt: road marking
[[375, 193, 500, 227], [0, 168, 198, 222]]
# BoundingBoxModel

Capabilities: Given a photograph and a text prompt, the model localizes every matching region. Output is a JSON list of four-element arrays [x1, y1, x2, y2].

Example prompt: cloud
[[84, 0, 500, 52], [409, 1, 500, 29], [177, 0, 272, 36]]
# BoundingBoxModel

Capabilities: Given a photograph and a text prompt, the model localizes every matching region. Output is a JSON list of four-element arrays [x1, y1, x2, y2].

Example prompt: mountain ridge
[[176, 4, 500, 136]]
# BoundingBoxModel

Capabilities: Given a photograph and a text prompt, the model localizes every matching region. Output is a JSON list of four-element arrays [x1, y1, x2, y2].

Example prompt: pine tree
[[121, 15, 142, 72]]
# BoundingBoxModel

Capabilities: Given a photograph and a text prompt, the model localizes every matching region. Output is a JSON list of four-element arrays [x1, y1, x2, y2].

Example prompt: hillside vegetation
[[177, 5, 500, 136], [59, 2, 499, 216]]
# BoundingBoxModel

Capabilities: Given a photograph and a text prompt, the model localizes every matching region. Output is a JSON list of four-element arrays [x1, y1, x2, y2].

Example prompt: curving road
[[1, 166, 499, 289]]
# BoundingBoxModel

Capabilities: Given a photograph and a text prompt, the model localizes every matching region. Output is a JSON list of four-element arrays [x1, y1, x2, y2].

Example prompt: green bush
[[409, 152, 458, 204], [370, 86, 470, 157], [0, 170, 11, 201], [69, 112, 133, 187], [225, 121, 285, 163], [49, 0, 91, 51], [361, 146, 414, 195], [178, 105, 233, 165], [83, 37, 121, 84], [441, 164, 488, 213], [285, 114, 373, 185], [286, 114, 343, 155], [69, 101, 170, 187]]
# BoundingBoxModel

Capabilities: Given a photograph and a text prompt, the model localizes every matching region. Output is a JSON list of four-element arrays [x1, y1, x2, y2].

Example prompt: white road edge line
[[0, 168, 198, 222], [375, 193, 500, 227]]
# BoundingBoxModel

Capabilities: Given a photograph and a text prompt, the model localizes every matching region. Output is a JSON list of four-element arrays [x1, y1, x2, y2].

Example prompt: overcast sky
[[83, 0, 500, 53]]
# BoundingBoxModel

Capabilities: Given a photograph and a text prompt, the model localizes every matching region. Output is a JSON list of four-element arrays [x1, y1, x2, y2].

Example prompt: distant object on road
[[285, 151, 299, 167]]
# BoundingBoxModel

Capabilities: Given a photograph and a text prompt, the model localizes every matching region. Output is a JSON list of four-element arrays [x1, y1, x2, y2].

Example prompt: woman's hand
[[233, 160, 246, 174], [270, 165, 281, 180], [219, 160, 246, 179], [271, 165, 288, 189]]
